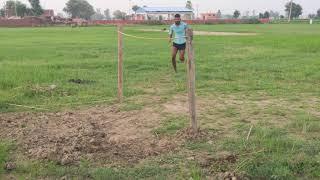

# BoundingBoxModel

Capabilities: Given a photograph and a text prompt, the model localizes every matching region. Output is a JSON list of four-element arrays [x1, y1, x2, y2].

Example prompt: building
[[200, 13, 218, 20], [134, 7, 194, 20], [4, 7, 15, 18], [42, 9, 54, 18]]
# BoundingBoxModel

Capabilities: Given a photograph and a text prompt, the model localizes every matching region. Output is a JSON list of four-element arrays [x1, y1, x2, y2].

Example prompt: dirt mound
[[0, 106, 178, 165], [176, 128, 212, 141], [163, 95, 188, 114]]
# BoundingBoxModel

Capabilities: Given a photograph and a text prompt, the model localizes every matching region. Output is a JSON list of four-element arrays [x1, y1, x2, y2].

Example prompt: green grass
[[221, 126, 320, 179], [0, 142, 12, 175], [0, 24, 320, 179], [154, 116, 188, 135]]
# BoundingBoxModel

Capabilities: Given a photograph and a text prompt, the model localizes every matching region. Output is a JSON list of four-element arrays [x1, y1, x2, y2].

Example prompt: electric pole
[[196, 4, 199, 19], [15, 0, 17, 17], [288, 0, 293, 22]]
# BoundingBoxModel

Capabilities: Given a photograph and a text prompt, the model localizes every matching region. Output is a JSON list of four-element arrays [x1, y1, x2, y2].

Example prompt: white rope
[[118, 31, 187, 40], [7, 103, 49, 111]]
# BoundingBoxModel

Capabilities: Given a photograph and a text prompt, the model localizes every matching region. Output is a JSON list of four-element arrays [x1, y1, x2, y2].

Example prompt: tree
[[132, 5, 140, 14], [28, 0, 43, 16], [63, 0, 95, 20], [308, 14, 316, 19], [269, 10, 280, 19], [113, 10, 126, 20], [186, 1, 193, 10], [244, 10, 250, 18], [25, 8, 33, 16], [252, 10, 256, 17], [104, 9, 111, 20], [317, 9, 320, 18], [217, 10, 222, 18], [0, 8, 4, 17], [280, 15, 285, 19], [91, 8, 104, 20], [263, 11, 270, 18], [259, 13, 264, 19], [233, 10, 240, 19], [285, 2, 302, 19], [2, 1, 28, 17]]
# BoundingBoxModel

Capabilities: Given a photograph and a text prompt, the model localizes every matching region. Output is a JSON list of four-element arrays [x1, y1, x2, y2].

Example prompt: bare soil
[[0, 105, 179, 165], [1, 93, 317, 167]]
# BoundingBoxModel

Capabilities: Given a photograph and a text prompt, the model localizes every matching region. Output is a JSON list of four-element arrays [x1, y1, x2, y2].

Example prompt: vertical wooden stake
[[118, 24, 123, 103], [186, 28, 197, 132]]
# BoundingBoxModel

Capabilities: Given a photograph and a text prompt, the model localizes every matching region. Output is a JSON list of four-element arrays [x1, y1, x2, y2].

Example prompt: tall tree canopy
[[186, 1, 193, 10], [104, 9, 111, 20], [1, 1, 28, 17], [28, 0, 43, 16], [113, 10, 126, 20], [285, 2, 302, 19], [233, 10, 240, 19], [217, 10, 222, 18], [132, 5, 140, 14], [63, 0, 95, 20], [91, 8, 104, 20]]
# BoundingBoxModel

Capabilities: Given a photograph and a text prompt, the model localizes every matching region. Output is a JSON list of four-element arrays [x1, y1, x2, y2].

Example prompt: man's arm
[[169, 26, 173, 43]]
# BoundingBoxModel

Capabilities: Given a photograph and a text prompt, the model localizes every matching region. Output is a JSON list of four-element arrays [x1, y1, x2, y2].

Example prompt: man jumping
[[169, 14, 189, 73]]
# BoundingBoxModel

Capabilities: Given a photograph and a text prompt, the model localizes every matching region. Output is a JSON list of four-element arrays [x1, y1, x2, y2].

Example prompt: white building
[[134, 7, 194, 20]]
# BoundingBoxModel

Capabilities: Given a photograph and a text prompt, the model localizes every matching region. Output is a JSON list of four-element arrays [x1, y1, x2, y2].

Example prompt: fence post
[[186, 28, 197, 132], [118, 24, 123, 103]]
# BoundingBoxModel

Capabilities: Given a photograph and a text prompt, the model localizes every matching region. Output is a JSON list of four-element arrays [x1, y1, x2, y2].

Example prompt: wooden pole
[[118, 24, 123, 103], [186, 28, 197, 132]]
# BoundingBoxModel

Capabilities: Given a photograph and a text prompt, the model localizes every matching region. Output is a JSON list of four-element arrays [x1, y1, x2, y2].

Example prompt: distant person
[[169, 14, 189, 73]]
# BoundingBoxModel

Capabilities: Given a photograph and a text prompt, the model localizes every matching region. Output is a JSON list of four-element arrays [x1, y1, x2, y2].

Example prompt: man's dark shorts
[[173, 43, 186, 50]]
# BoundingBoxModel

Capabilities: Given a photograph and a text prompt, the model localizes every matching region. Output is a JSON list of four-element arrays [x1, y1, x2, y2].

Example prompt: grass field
[[0, 24, 320, 179]]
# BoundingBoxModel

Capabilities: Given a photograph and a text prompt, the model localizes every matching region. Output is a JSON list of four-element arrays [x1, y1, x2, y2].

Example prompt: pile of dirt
[[176, 127, 212, 141], [0, 106, 178, 165]]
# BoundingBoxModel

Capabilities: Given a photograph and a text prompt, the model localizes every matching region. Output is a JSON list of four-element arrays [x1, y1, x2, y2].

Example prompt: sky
[[1, 0, 319, 17]]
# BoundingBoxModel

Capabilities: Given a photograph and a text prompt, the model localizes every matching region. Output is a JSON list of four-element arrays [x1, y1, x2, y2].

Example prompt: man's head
[[174, 14, 181, 25]]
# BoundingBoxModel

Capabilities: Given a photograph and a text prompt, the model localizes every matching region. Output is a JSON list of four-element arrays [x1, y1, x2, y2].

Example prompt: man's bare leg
[[179, 49, 185, 63], [172, 46, 178, 72]]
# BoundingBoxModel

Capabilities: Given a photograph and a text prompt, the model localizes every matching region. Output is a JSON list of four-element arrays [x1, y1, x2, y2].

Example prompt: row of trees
[[232, 2, 303, 19], [1, 0, 320, 20], [0, 0, 119, 20], [308, 9, 320, 19], [0, 0, 43, 17], [63, 0, 128, 20]]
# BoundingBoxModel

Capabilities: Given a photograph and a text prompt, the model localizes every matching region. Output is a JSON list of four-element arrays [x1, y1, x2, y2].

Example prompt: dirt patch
[[176, 128, 213, 141], [0, 106, 179, 165], [162, 94, 209, 115], [139, 29, 258, 36], [3, 162, 17, 171], [162, 95, 188, 114], [214, 172, 245, 180]]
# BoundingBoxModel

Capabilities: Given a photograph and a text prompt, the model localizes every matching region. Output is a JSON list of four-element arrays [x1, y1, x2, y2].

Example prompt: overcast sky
[[1, 0, 319, 16]]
